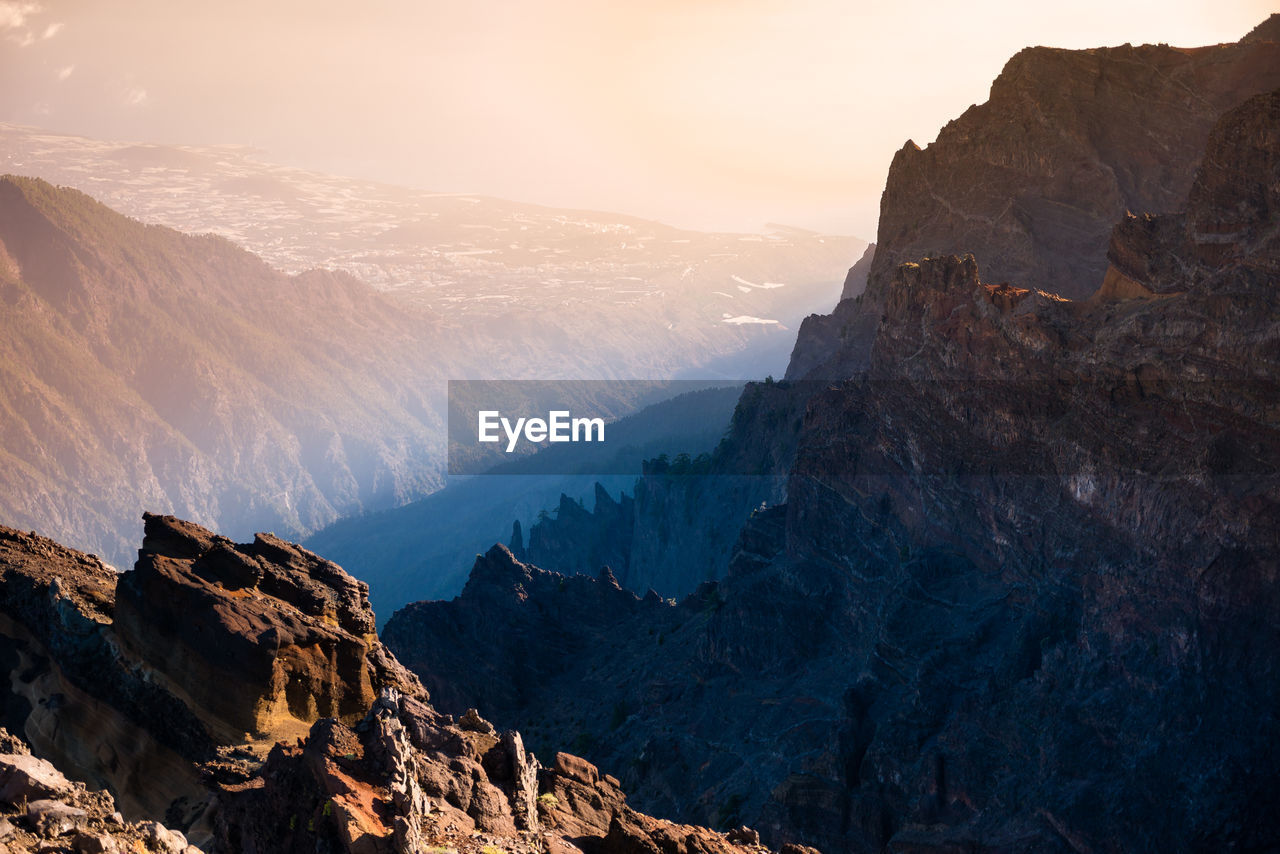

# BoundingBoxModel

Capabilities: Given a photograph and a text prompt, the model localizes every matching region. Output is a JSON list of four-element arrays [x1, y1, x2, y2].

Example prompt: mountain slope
[[1, 124, 864, 382], [0, 176, 452, 567]]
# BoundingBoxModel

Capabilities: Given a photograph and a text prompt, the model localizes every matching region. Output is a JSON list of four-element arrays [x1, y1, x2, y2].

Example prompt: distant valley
[[0, 124, 863, 380], [0, 129, 861, 570]]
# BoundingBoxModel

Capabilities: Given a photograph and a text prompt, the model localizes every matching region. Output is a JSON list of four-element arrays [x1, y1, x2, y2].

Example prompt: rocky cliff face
[[0, 516, 783, 854], [0, 513, 418, 831], [786, 19, 1280, 381], [868, 23, 1280, 303], [381, 73, 1280, 854], [500, 380, 802, 601]]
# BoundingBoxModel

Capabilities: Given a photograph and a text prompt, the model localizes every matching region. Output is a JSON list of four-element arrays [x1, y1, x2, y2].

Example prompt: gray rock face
[[381, 73, 1280, 854], [0, 728, 194, 854], [0, 755, 72, 805], [785, 20, 1280, 383]]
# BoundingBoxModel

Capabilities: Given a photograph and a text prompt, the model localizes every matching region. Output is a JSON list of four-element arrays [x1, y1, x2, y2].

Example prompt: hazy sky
[[0, 0, 1273, 237]]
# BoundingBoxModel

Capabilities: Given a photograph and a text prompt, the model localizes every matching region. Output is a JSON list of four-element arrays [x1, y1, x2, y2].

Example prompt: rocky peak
[[869, 33, 1280, 303], [461, 543, 535, 595], [1243, 13, 1280, 43], [786, 22, 1280, 381]]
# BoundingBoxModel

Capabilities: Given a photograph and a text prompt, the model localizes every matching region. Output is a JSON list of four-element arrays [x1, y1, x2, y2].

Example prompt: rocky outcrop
[[0, 727, 201, 854], [217, 689, 767, 854], [784, 245, 875, 381], [1, 517, 777, 854], [0, 514, 417, 835], [114, 513, 421, 743], [0, 525, 215, 822], [383, 544, 671, 720], [787, 19, 1280, 382], [838, 243, 875, 303], [519, 487, 635, 582], [382, 79, 1280, 854]]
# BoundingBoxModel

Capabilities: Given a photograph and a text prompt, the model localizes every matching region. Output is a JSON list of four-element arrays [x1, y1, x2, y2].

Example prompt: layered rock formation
[[0, 513, 418, 828], [382, 56, 1280, 854], [0, 516, 782, 854], [114, 513, 420, 744]]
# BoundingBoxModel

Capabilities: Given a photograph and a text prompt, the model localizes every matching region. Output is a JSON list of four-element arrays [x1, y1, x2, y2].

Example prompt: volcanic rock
[[787, 20, 1280, 382], [381, 70, 1280, 854]]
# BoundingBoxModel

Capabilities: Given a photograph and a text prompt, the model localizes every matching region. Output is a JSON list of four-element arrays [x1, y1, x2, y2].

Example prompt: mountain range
[[381, 19, 1280, 853], [0, 13, 1276, 854], [0, 148, 858, 569]]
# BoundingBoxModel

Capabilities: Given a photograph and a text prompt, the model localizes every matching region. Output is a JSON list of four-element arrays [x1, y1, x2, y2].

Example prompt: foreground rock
[[115, 513, 420, 743], [0, 515, 779, 854], [217, 688, 764, 854], [0, 512, 418, 827], [0, 727, 199, 854]]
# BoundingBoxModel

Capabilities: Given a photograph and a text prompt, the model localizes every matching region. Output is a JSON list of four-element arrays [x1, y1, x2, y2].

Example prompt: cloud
[[0, 1, 39, 30], [56, 64, 73, 80], [41, 20, 60, 38], [125, 87, 148, 107], [0, 1, 44, 46]]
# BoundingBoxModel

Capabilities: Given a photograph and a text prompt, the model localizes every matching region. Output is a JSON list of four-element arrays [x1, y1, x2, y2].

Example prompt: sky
[[0, 0, 1274, 238]]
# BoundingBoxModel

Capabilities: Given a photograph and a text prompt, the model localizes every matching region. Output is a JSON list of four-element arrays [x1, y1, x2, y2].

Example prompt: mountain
[[0, 124, 863, 382], [0, 175, 459, 569], [0, 135, 861, 575], [0, 515, 780, 854], [380, 27, 1280, 854], [786, 17, 1280, 381]]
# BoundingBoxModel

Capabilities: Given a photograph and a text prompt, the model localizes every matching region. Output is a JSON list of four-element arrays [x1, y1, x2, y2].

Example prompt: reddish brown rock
[[113, 513, 420, 743]]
